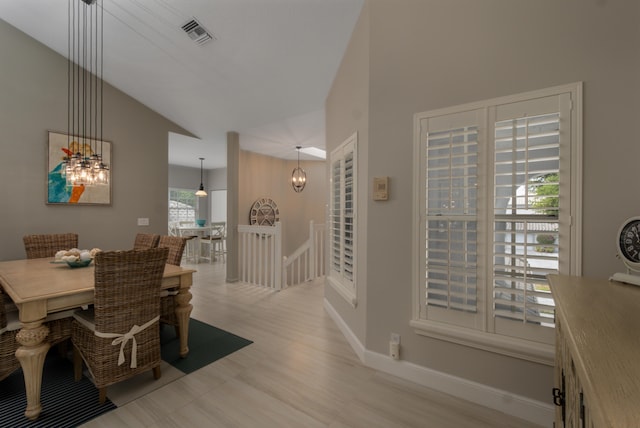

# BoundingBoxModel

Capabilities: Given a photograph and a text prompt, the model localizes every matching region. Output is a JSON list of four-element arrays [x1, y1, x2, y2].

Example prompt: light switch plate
[[137, 217, 149, 226], [373, 176, 389, 201]]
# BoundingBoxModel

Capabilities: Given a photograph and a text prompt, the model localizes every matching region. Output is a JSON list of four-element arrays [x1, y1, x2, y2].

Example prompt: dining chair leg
[[57, 339, 69, 358], [99, 387, 107, 404], [73, 346, 83, 382], [153, 365, 161, 380]]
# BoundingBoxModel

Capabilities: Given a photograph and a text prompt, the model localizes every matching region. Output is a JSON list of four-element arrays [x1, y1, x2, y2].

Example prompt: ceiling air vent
[[181, 18, 214, 46]]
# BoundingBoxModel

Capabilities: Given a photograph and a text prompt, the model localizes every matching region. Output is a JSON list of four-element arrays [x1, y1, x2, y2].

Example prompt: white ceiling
[[0, 0, 363, 169]]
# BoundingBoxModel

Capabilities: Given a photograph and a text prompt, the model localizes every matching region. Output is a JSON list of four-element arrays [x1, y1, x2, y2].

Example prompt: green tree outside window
[[530, 173, 559, 217]]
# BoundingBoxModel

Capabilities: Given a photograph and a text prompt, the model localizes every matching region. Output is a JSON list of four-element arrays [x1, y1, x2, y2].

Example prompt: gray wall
[[168, 164, 207, 192], [167, 164, 227, 192], [208, 168, 227, 191], [325, 0, 640, 405], [0, 19, 191, 261]]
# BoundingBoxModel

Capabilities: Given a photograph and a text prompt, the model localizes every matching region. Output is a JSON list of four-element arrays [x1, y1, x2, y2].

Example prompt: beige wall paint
[[238, 150, 327, 256], [0, 19, 192, 261], [325, 0, 640, 405]]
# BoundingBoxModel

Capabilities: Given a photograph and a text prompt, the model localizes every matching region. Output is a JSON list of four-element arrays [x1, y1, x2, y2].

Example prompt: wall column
[[226, 131, 239, 282]]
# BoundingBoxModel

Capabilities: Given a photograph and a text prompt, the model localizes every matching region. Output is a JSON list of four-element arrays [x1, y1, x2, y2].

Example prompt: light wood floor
[[81, 262, 543, 428]]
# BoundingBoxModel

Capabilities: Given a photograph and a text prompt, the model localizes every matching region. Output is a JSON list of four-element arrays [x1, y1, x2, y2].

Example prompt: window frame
[[411, 83, 582, 365], [328, 132, 358, 307], [168, 188, 197, 225]]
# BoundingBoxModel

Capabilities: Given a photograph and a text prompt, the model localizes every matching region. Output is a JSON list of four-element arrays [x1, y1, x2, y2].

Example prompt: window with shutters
[[328, 132, 357, 306], [411, 83, 582, 363]]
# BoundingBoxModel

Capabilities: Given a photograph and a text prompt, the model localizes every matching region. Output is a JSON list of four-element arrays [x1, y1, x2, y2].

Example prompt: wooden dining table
[[0, 257, 195, 420]]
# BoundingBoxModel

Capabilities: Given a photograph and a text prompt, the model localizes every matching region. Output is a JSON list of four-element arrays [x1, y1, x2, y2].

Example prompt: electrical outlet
[[390, 333, 400, 360], [390, 341, 400, 360], [137, 217, 149, 226]]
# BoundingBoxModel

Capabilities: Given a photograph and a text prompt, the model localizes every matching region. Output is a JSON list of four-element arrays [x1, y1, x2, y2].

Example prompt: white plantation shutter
[[420, 109, 484, 328], [414, 84, 581, 357], [492, 113, 560, 326], [343, 149, 355, 281], [490, 95, 571, 344], [329, 133, 357, 304], [331, 156, 342, 274]]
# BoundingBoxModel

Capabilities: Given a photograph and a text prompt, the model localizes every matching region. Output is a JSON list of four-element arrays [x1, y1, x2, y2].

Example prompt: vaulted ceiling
[[0, 0, 363, 169]]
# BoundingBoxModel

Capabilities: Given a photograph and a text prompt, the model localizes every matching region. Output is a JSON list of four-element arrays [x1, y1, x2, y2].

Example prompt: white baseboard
[[323, 298, 553, 427]]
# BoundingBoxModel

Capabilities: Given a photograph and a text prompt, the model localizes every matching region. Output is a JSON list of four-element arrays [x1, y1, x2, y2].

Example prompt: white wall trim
[[327, 276, 358, 308], [409, 319, 554, 366], [323, 297, 365, 361], [324, 298, 553, 427]]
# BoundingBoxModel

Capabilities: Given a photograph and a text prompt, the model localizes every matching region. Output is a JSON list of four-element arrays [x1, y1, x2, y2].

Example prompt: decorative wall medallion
[[249, 198, 280, 226]]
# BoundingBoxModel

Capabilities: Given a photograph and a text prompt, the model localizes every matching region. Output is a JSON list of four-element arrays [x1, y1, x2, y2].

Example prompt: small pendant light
[[195, 157, 207, 197]]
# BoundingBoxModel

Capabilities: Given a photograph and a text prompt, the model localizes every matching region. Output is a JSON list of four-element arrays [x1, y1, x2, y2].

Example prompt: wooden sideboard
[[548, 274, 640, 428]]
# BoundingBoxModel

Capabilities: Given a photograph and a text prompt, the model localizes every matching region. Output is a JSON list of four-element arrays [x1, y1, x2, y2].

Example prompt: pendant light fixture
[[195, 157, 207, 197], [61, 0, 109, 187], [291, 145, 307, 193]]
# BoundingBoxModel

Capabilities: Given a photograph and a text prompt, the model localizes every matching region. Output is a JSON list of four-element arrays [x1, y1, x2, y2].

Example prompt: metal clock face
[[619, 218, 640, 264], [249, 198, 279, 226]]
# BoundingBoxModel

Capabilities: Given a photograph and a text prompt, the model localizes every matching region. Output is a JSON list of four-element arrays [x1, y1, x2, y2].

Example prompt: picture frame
[[47, 131, 112, 205]]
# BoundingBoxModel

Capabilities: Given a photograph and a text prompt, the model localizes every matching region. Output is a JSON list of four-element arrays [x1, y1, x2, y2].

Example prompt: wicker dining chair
[[1, 289, 72, 382], [0, 289, 20, 382], [71, 247, 169, 403], [23, 233, 79, 259], [157, 236, 188, 335], [20, 233, 77, 354], [157, 235, 188, 266], [132, 233, 160, 250]]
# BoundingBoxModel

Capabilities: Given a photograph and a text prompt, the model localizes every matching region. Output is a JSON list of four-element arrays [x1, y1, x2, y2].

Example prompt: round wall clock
[[249, 198, 280, 226], [617, 216, 640, 271], [611, 216, 640, 286]]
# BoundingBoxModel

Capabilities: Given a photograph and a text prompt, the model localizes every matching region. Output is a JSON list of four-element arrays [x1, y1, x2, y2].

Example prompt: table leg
[[15, 321, 50, 420], [175, 288, 193, 358]]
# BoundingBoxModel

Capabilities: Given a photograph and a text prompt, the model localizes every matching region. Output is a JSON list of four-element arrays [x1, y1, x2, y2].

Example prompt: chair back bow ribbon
[[95, 316, 159, 368]]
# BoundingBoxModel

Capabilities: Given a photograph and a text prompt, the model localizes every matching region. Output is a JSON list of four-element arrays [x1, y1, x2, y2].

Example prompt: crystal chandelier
[[61, 0, 109, 187], [291, 146, 307, 193]]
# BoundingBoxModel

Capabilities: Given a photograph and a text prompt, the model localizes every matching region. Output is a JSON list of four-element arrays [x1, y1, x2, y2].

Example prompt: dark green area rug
[[0, 319, 252, 428], [161, 318, 253, 374]]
